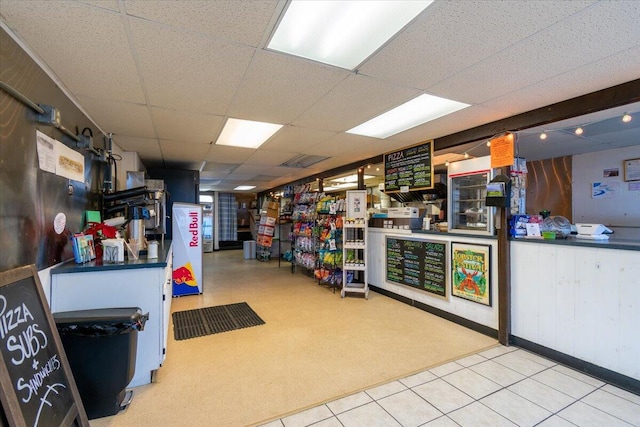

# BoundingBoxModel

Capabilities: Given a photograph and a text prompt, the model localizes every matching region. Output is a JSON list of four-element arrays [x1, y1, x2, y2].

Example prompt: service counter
[[368, 226, 640, 391], [367, 227, 500, 337], [510, 236, 640, 388], [50, 241, 173, 387]]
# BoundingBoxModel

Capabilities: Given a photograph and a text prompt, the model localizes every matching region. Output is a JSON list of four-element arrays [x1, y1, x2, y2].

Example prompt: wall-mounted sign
[[384, 140, 434, 193], [451, 242, 491, 306], [386, 237, 447, 298], [490, 133, 514, 168], [623, 158, 640, 182]]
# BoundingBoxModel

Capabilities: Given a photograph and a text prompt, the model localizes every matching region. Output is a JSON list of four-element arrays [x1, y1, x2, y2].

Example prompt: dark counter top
[[510, 235, 640, 251], [412, 229, 498, 241], [52, 241, 172, 274], [371, 227, 639, 250]]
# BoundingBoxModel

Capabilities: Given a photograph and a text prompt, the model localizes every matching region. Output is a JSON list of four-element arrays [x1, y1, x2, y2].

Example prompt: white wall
[[368, 229, 499, 330], [573, 145, 640, 227], [511, 241, 640, 381]]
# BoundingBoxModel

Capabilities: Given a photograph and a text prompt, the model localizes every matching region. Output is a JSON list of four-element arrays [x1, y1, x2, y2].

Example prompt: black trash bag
[[54, 307, 149, 337]]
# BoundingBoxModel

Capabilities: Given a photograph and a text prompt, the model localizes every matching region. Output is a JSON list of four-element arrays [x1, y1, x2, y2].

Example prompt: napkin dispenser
[[575, 223, 612, 240], [102, 238, 125, 262]]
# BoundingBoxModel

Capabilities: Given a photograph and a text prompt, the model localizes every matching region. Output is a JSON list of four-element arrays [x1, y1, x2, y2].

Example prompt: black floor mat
[[172, 302, 265, 341]]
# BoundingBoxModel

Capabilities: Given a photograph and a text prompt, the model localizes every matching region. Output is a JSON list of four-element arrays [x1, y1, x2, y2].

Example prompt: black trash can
[[53, 307, 148, 419]]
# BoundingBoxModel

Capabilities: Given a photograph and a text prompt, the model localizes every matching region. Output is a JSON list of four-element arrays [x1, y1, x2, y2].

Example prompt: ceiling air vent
[[280, 154, 329, 168]]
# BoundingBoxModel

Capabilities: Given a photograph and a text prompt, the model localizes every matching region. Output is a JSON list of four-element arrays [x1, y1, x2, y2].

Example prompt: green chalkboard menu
[[0, 265, 89, 427], [386, 237, 447, 297], [384, 140, 434, 192]]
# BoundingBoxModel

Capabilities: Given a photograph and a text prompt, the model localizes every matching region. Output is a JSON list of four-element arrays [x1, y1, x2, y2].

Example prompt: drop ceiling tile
[[306, 157, 353, 173], [360, 0, 597, 89], [427, 1, 640, 105], [219, 173, 256, 182], [113, 136, 162, 159], [150, 107, 223, 144], [252, 174, 280, 182], [483, 45, 640, 116], [77, 0, 119, 12], [264, 166, 305, 177], [303, 132, 375, 157], [202, 162, 239, 173], [228, 50, 349, 123], [159, 141, 210, 162], [260, 125, 336, 152], [233, 164, 270, 175], [123, 0, 279, 47], [293, 74, 420, 132], [245, 150, 299, 167], [200, 171, 230, 180], [206, 145, 254, 163], [1, 1, 144, 103], [76, 96, 155, 138], [129, 18, 255, 114], [393, 105, 513, 145]]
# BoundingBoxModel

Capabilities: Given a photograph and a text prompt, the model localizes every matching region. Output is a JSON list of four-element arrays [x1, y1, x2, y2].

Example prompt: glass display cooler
[[202, 203, 214, 252], [447, 156, 495, 235]]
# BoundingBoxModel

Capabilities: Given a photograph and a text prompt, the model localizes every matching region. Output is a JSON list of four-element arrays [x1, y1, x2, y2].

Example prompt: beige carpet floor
[[91, 250, 497, 427]]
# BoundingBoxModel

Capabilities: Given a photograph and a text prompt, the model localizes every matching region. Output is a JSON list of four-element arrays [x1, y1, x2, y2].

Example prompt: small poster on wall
[[451, 242, 491, 306], [592, 182, 619, 199]]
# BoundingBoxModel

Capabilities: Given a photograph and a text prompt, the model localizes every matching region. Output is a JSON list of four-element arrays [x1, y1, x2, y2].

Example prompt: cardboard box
[[266, 208, 278, 218], [262, 201, 279, 212], [258, 225, 275, 237], [257, 235, 273, 247], [260, 216, 275, 225]]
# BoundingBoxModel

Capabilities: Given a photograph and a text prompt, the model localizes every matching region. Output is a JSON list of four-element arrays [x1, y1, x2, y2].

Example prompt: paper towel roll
[[147, 241, 158, 259]]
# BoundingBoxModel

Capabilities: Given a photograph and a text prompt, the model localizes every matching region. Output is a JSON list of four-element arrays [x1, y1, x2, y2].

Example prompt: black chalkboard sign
[[384, 140, 434, 193], [386, 237, 447, 297], [0, 265, 89, 427]]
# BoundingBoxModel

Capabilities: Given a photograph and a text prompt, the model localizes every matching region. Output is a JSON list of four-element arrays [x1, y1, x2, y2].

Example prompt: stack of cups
[[423, 216, 431, 230]]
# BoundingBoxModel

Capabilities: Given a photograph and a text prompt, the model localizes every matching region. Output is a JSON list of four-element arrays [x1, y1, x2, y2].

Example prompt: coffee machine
[[102, 186, 150, 249]]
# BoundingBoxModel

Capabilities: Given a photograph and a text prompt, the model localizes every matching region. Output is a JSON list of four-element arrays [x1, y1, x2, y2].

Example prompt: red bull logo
[[189, 211, 199, 247], [173, 262, 198, 287]]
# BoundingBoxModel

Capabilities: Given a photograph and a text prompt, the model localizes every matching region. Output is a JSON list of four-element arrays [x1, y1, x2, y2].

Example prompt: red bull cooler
[[172, 202, 203, 296]]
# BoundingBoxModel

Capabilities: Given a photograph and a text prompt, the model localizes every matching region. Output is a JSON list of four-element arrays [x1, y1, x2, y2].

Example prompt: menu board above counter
[[386, 236, 447, 297], [384, 140, 434, 193]]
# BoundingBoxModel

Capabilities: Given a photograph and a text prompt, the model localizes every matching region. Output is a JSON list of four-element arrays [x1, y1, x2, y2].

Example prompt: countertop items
[[52, 241, 172, 274]]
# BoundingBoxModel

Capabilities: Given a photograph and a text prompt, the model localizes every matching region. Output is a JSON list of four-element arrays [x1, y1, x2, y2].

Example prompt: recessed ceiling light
[[622, 113, 632, 123], [575, 127, 584, 135], [540, 132, 548, 140], [215, 118, 283, 149], [234, 185, 256, 191], [347, 94, 470, 139], [268, 0, 434, 70]]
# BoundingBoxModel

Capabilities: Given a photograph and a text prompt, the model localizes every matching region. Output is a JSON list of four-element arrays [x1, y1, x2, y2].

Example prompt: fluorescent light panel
[[234, 185, 256, 191], [215, 118, 283, 149], [347, 94, 470, 139], [332, 174, 374, 183], [268, 0, 433, 70]]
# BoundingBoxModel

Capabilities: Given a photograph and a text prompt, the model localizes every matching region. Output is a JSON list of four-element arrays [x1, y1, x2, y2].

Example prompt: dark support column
[[497, 198, 511, 346], [357, 167, 365, 190], [317, 178, 323, 192]]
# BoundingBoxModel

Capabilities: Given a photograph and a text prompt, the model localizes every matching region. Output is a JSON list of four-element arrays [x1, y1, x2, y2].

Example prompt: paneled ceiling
[[1, 0, 639, 192]]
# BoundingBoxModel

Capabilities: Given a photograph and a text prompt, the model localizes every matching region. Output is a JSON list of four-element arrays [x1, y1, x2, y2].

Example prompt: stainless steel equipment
[[143, 179, 167, 238], [447, 156, 495, 236]]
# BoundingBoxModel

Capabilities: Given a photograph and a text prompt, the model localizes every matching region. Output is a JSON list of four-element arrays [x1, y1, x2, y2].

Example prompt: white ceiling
[[1, 0, 639, 192]]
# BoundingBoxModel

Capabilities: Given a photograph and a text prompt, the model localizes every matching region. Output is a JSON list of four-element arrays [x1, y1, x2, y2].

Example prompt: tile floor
[[260, 345, 640, 427]]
